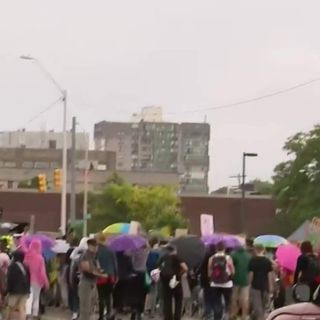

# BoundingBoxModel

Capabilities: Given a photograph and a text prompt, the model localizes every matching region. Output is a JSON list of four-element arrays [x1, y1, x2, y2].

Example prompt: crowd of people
[[0, 233, 317, 320]]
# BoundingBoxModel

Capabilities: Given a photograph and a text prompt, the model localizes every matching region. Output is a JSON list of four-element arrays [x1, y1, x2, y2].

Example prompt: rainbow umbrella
[[254, 235, 288, 248], [103, 223, 130, 235]]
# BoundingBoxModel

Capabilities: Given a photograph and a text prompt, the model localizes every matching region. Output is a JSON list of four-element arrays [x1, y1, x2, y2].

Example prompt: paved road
[[41, 308, 71, 320]]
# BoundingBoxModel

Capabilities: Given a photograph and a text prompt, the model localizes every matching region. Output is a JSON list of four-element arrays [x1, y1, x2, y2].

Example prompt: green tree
[[252, 179, 273, 195], [18, 176, 39, 189], [272, 125, 320, 235], [88, 182, 187, 234]]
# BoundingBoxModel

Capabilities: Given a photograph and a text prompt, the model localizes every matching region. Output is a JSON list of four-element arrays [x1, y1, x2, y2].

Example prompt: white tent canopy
[[288, 220, 311, 242]]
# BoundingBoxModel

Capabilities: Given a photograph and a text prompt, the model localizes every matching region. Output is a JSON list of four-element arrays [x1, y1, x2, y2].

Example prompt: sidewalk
[[41, 308, 71, 320]]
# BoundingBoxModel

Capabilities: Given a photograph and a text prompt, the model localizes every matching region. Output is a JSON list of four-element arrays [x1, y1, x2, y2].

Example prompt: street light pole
[[241, 152, 258, 234], [61, 90, 68, 235], [20, 55, 68, 235]]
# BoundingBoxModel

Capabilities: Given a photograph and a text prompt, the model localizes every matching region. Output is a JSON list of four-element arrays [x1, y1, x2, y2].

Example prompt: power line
[[169, 78, 320, 115], [20, 97, 63, 129]]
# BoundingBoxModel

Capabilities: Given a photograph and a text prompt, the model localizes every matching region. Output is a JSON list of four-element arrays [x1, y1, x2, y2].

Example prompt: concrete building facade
[[0, 148, 178, 191], [0, 130, 88, 150], [94, 120, 210, 193]]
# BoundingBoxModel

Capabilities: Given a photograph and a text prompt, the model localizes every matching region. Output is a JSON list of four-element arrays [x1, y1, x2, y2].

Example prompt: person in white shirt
[[208, 242, 235, 320]]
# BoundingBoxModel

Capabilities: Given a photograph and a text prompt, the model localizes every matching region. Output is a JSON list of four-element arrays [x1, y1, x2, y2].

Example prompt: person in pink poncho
[[23, 239, 49, 319]]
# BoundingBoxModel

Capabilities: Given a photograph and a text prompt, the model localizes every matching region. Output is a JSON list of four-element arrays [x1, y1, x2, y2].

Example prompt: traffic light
[[38, 174, 47, 193], [53, 169, 62, 189]]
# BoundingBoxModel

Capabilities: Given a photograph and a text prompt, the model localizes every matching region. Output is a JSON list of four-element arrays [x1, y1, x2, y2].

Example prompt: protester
[[69, 238, 88, 320], [0, 252, 10, 312], [248, 244, 274, 320], [96, 233, 118, 320], [78, 238, 106, 320], [65, 244, 76, 319], [159, 245, 188, 320], [145, 238, 161, 316], [127, 245, 150, 320], [231, 245, 250, 320], [245, 238, 255, 257], [294, 241, 320, 299], [207, 241, 235, 320], [58, 253, 69, 308], [24, 239, 49, 319], [199, 244, 216, 319], [113, 251, 134, 313], [6, 250, 30, 320]]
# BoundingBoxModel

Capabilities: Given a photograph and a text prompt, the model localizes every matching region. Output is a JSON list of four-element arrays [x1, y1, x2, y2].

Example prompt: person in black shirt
[[294, 241, 320, 299], [7, 250, 30, 320], [248, 244, 274, 320], [159, 245, 188, 320], [200, 245, 216, 319]]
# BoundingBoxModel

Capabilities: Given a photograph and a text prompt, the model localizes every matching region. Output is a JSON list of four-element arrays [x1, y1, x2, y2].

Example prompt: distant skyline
[[1, 0, 320, 190]]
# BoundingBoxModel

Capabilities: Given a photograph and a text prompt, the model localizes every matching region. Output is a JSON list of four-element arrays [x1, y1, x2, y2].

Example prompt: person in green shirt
[[231, 247, 250, 320]]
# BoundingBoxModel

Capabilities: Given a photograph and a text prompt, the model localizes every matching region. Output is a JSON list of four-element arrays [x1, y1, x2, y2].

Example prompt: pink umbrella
[[276, 243, 301, 272]]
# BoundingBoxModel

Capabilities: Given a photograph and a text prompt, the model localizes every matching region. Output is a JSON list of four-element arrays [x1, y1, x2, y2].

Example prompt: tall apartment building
[[0, 130, 88, 150], [131, 106, 163, 123], [94, 120, 210, 193]]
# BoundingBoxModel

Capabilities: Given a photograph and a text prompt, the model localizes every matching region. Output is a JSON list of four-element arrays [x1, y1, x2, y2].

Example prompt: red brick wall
[[180, 196, 276, 236], [0, 192, 276, 236]]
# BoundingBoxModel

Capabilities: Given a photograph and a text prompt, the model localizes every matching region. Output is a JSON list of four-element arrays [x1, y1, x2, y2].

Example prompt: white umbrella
[[52, 240, 70, 254]]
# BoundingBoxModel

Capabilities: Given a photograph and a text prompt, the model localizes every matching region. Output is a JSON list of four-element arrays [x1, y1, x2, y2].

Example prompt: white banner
[[129, 221, 142, 235], [200, 214, 214, 236]]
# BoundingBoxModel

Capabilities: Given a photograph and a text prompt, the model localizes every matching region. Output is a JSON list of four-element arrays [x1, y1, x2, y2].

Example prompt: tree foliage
[[18, 176, 39, 189], [252, 179, 273, 195], [88, 182, 187, 234], [272, 125, 320, 235], [213, 179, 273, 195]]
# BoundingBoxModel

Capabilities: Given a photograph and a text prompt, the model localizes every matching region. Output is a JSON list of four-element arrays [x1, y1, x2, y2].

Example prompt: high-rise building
[[94, 120, 210, 193], [131, 106, 163, 123]]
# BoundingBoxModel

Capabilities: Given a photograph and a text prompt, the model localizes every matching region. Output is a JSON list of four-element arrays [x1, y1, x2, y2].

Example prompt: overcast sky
[[1, 0, 320, 190]]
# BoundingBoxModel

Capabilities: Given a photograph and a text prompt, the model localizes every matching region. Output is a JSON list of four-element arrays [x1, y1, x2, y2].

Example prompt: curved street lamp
[[20, 55, 68, 235]]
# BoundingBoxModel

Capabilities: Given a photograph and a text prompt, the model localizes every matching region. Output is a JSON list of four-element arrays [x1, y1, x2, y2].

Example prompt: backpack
[[210, 255, 230, 284], [160, 256, 176, 281], [304, 255, 320, 284]]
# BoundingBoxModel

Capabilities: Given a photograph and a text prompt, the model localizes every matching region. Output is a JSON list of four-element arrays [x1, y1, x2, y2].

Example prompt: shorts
[[7, 294, 28, 310], [232, 286, 250, 304]]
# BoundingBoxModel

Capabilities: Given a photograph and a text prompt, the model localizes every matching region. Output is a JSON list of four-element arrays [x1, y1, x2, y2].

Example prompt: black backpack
[[210, 255, 230, 284], [160, 256, 176, 281], [304, 255, 320, 283]]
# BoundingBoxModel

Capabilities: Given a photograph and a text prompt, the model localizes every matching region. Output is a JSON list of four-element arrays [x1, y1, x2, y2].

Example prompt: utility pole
[[241, 152, 258, 234], [70, 116, 76, 226], [83, 134, 89, 237]]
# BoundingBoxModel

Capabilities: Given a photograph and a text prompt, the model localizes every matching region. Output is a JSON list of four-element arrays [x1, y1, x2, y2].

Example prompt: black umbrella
[[170, 235, 206, 269]]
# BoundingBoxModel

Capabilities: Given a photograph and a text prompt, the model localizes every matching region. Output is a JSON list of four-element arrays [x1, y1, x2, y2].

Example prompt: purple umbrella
[[108, 234, 147, 252], [202, 233, 243, 249], [22, 234, 55, 251]]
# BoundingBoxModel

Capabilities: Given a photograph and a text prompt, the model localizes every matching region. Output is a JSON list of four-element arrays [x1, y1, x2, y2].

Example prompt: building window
[[49, 140, 57, 149], [4, 162, 16, 168], [34, 162, 50, 169], [7, 181, 13, 189], [22, 161, 34, 169], [50, 162, 59, 169]]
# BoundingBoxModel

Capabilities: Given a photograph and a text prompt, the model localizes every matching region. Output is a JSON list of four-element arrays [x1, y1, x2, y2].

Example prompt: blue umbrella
[[254, 235, 288, 248]]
